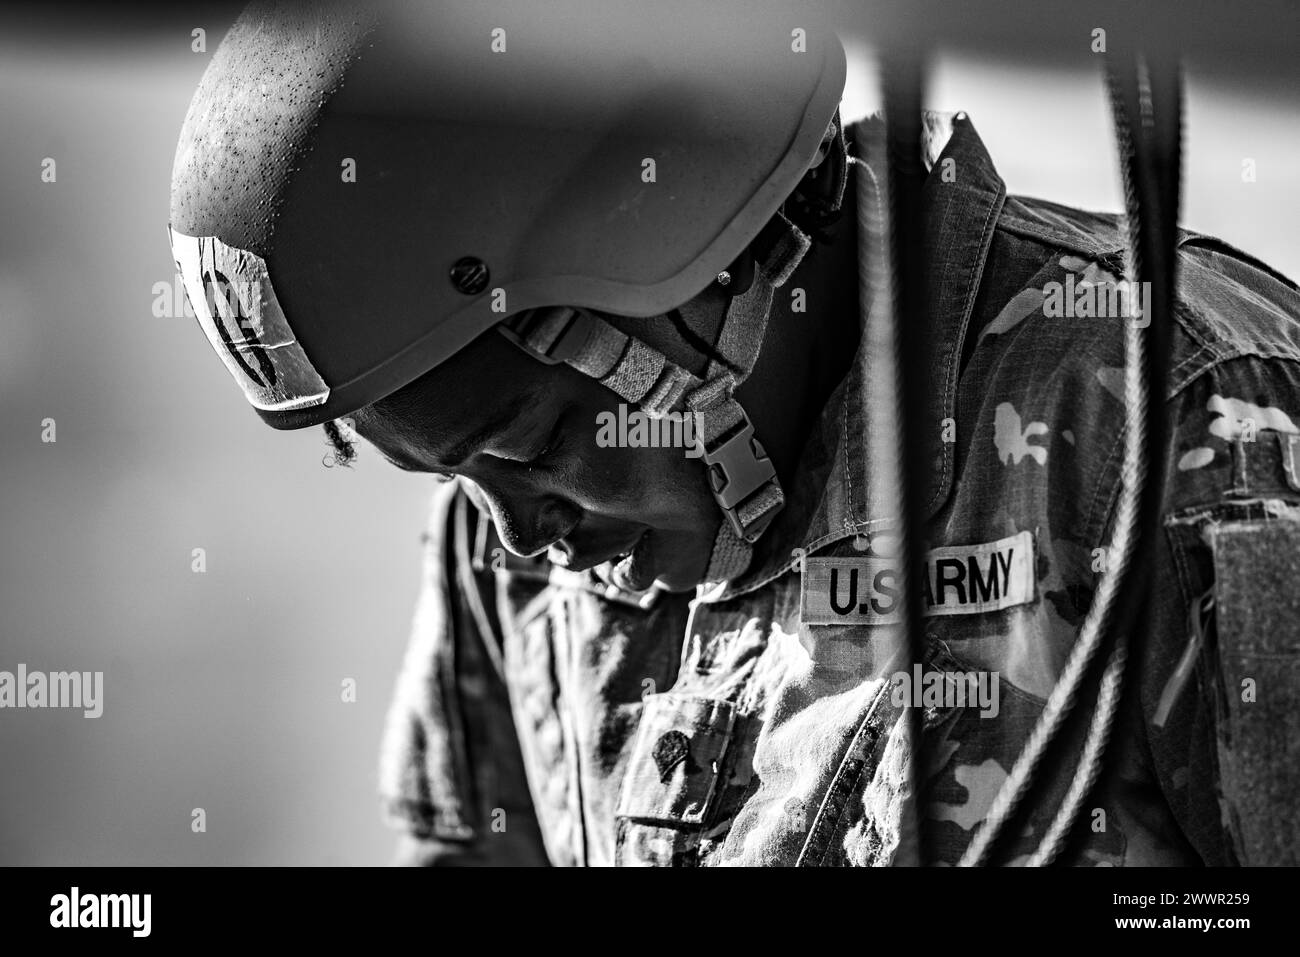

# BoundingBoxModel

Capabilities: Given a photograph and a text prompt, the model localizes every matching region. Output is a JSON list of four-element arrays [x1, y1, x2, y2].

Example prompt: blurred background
[[1, 1, 1296, 865]]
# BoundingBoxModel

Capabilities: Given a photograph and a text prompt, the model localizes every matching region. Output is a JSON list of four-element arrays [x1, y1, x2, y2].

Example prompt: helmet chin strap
[[691, 109, 848, 588], [500, 113, 848, 590], [686, 209, 810, 587], [496, 222, 804, 588]]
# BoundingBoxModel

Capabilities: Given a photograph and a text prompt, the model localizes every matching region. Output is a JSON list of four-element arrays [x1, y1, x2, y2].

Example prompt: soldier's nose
[[487, 493, 580, 559]]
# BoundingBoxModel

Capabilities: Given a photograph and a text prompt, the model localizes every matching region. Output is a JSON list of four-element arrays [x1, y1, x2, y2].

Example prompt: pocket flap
[[616, 694, 736, 826]]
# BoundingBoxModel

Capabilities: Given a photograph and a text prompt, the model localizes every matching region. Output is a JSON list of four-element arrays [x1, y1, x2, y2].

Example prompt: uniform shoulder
[[1170, 235, 1300, 377], [998, 195, 1127, 263]]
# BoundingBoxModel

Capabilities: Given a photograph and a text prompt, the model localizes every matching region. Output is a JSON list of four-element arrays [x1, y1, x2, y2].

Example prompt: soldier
[[170, 0, 1300, 866]]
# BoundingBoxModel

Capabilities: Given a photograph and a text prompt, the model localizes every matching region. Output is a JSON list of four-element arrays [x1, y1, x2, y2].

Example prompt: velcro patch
[[169, 227, 329, 413], [800, 530, 1036, 625]]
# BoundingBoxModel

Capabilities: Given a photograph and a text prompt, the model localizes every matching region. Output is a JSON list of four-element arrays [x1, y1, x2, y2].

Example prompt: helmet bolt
[[450, 256, 490, 295], [716, 270, 732, 286]]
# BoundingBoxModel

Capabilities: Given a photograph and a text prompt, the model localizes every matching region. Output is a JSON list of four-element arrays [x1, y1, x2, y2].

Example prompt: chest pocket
[[614, 693, 736, 866]]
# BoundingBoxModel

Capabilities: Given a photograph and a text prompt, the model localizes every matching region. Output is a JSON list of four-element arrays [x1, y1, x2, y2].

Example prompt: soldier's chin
[[651, 540, 713, 593], [653, 574, 699, 594]]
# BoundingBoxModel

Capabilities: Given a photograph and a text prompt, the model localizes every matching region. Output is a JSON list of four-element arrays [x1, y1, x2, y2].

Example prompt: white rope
[[959, 62, 1157, 868]]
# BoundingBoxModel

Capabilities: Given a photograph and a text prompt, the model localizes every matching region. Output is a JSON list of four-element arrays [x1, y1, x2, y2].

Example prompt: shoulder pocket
[[1164, 487, 1300, 865], [614, 694, 736, 866], [1203, 509, 1300, 865], [617, 694, 735, 823]]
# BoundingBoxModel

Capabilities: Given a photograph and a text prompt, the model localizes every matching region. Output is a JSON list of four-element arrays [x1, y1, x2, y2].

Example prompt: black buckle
[[700, 408, 781, 542]]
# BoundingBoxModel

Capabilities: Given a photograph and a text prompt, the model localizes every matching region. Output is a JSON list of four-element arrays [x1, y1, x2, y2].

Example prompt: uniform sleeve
[[378, 480, 550, 866], [1146, 351, 1300, 866]]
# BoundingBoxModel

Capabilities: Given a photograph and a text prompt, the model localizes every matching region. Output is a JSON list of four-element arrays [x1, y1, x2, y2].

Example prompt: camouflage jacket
[[379, 114, 1300, 866]]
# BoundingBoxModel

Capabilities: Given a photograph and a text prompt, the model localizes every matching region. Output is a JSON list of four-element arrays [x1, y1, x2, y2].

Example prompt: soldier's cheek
[[574, 443, 704, 521]]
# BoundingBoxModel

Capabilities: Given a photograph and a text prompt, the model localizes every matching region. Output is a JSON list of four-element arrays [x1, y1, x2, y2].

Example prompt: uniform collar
[[714, 112, 1007, 601]]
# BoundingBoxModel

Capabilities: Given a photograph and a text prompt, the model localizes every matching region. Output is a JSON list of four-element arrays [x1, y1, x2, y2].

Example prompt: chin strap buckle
[[698, 404, 783, 543]]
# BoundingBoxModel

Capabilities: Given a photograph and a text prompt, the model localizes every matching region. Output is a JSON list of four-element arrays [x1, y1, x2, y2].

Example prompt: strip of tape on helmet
[[169, 228, 329, 413]]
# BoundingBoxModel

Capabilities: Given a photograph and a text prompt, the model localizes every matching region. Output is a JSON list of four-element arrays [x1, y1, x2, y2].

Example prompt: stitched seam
[[928, 182, 1005, 516], [842, 381, 855, 530], [995, 218, 1119, 259], [797, 680, 892, 865], [845, 154, 879, 531]]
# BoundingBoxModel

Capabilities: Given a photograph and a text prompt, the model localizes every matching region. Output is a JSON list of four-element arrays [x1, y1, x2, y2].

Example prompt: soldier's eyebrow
[[434, 385, 549, 470], [389, 457, 455, 483], [379, 452, 454, 483], [378, 453, 424, 473]]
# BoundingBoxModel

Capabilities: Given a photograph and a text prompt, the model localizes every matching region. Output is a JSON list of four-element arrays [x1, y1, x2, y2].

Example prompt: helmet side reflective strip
[[168, 227, 330, 413]]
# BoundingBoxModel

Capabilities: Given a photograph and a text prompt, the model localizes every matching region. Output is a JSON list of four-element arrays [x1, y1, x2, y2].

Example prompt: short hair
[[322, 419, 357, 468]]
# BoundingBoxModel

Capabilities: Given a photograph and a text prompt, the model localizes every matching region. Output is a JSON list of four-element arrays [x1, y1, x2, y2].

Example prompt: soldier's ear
[[787, 108, 848, 235]]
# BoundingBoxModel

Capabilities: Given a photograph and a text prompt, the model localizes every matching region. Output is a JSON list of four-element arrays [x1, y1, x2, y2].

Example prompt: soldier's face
[[350, 327, 721, 593]]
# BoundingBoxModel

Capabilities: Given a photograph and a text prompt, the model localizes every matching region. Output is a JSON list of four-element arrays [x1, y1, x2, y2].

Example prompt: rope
[[1029, 641, 1129, 865], [960, 54, 1182, 867], [881, 55, 931, 868]]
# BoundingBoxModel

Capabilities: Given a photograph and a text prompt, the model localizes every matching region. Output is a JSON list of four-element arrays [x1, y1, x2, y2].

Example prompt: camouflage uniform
[[380, 113, 1300, 866]]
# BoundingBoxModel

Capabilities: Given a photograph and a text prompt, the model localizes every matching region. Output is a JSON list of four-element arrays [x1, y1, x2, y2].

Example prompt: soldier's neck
[[736, 171, 862, 498]]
